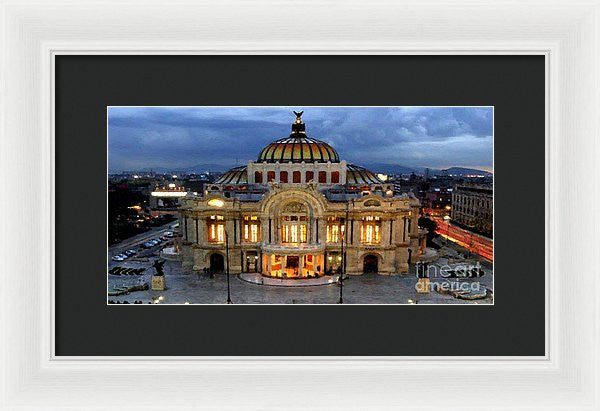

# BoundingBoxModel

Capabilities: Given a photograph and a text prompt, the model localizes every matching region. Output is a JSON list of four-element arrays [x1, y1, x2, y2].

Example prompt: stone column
[[353, 219, 362, 245], [382, 220, 391, 246], [317, 218, 324, 243], [198, 217, 206, 244], [299, 255, 304, 276], [267, 254, 272, 275]]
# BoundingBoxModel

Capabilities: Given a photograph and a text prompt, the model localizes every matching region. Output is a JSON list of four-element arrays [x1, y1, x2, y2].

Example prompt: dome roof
[[214, 166, 247, 184], [257, 111, 340, 163], [346, 164, 384, 185]]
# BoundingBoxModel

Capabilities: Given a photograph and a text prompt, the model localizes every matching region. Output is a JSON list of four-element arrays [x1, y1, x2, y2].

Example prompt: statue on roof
[[291, 111, 306, 133]]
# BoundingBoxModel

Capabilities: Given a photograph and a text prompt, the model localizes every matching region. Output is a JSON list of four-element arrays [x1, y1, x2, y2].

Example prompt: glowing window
[[293, 171, 301, 183], [280, 171, 288, 183], [318, 171, 327, 183], [361, 216, 381, 244], [242, 216, 260, 243], [306, 171, 314, 182], [326, 217, 345, 243], [207, 216, 225, 243], [267, 171, 275, 182], [254, 171, 262, 183], [331, 171, 340, 183]]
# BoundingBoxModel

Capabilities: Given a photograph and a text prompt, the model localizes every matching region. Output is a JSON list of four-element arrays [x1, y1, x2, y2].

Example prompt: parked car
[[164, 231, 174, 238], [111, 255, 124, 262], [125, 249, 136, 256]]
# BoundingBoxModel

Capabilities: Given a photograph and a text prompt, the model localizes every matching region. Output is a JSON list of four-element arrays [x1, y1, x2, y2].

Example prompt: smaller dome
[[214, 166, 247, 184], [346, 164, 383, 185]]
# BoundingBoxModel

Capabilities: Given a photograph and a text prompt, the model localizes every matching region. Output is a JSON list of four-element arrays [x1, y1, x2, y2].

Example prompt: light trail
[[430, 216, 493, 261]]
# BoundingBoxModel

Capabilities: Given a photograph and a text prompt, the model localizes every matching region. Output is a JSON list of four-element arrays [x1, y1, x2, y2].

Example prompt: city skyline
[[108, 106, 494, 173]]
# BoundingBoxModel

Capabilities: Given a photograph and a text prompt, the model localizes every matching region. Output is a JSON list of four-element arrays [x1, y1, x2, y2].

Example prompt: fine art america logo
[[414, 261, 484, 293]]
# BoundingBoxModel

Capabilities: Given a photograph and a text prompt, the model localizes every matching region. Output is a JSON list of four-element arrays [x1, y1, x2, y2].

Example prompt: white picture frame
[[1, 0, 598, 409]]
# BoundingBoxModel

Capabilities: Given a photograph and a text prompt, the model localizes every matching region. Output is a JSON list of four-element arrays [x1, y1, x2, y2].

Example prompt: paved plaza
[[107, 241, 494, 305]]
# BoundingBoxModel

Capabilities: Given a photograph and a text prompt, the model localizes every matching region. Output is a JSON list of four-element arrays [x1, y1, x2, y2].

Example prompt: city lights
[[151, 191, 186, 197]]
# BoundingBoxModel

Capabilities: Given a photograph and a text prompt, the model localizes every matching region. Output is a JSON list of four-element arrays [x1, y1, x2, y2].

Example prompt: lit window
[[207, 216, 225, 243], [361, 216, 381, 244], [281, 219, 308, 244], [280, 171, 288, 183], [326, 217, 345, 243], [242, 216, 260, 243]]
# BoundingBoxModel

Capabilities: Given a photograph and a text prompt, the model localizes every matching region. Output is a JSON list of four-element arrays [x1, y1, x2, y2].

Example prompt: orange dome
[[257, 111, 340, 163]]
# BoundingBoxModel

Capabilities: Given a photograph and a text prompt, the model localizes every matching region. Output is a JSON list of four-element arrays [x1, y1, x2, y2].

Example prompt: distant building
[[421, 189, 452, 216], [183, 179, 208, 195], [149, 183, 187, 216], [450, 184, 493, 236]]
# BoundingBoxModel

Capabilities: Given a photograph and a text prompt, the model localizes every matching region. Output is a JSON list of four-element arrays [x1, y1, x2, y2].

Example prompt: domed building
[[179, 111, 424, 277]]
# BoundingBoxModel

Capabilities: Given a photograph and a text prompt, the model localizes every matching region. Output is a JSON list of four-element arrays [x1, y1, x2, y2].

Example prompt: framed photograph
[[107, 105, 494, 306], [2, 1, 599, 410]]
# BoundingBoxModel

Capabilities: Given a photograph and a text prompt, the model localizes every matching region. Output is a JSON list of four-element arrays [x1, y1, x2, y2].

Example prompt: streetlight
[[338, 201, 349, 304], [225, 228, 232, 304]]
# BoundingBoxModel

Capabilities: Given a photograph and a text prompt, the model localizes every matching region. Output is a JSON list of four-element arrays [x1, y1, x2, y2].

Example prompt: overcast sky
[[108, 106, 493, 173]]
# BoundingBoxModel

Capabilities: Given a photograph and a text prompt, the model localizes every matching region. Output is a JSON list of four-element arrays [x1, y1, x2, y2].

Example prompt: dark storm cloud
[[108, 106, 493, 172]]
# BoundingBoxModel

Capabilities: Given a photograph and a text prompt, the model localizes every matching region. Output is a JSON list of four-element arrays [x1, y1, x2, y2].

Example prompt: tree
[[418, 217, 439, 248]]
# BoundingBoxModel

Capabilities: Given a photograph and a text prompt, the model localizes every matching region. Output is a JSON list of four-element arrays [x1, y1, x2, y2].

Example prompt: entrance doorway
[[209, 253, 224, 273], [285, 256, 300, 277], [363, 254, 378, 273], [246, 251, 258, 273]]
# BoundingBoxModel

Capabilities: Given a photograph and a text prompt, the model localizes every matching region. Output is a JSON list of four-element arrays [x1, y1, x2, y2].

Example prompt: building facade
[[450, 184, 493, 236], [179, 112, 424, 277], [149, 183, 187, 216]]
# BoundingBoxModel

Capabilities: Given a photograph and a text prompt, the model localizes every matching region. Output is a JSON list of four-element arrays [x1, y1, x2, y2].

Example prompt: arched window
[[293, 171, 301, 183], [331, 171, 340, 183], [306, 171, 314, 182], [318, 171, 327, 183], [254, 171, 262, 184], [280, 171, 288, 183], [267, 171, 275, 182]]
